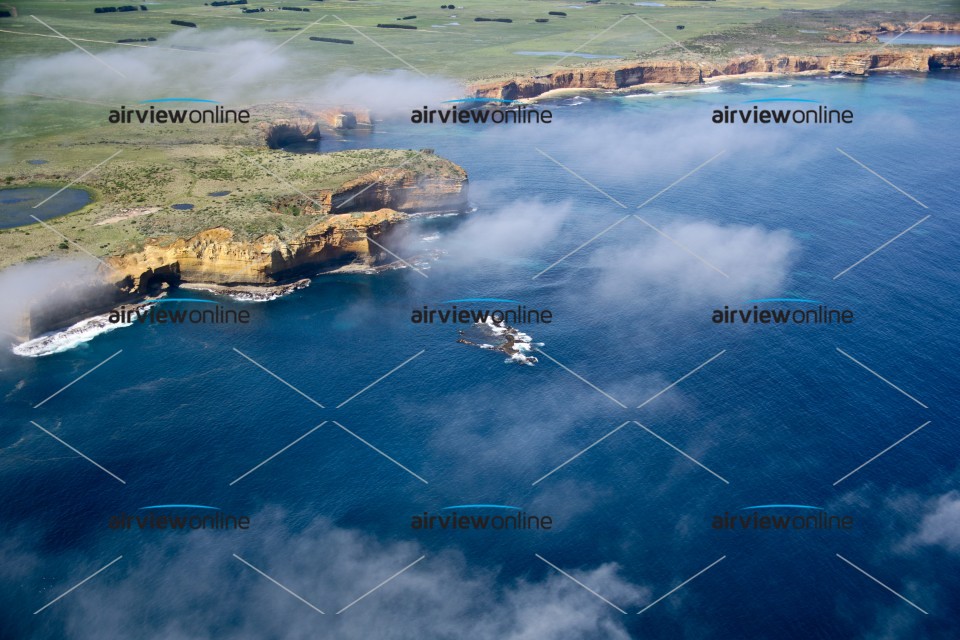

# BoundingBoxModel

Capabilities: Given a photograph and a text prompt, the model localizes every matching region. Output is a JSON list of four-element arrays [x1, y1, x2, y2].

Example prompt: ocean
[[1, 71, 958, 638]]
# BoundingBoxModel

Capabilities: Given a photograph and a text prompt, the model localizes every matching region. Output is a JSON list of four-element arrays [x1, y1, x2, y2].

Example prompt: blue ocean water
[[1, 72, 958, 638]]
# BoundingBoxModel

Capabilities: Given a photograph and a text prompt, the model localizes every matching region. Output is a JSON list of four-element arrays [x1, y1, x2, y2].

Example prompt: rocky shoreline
[[470, 46, 960, 101]]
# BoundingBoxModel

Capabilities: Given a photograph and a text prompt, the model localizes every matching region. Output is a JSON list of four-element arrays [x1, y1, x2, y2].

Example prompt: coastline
[[471, 46, 960, 102]]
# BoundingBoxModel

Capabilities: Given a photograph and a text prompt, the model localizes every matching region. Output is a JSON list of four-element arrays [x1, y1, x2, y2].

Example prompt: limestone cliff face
[[258, 119, 321, 149], [108, 209, 405, 290], [106, 152, 467, 291], [270, 163, 469, 217], [257, 107, 373, 147], [874, 21, 960, 33], [332, 165, 468, 213], [471, 47, 960, 98], [473, 61, 702, 100]]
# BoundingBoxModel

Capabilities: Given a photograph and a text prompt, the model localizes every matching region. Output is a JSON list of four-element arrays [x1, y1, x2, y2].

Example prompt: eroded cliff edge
[[108, 157, 467, 292], [21, 150, 467, 338], [471, 47, 960, 100]]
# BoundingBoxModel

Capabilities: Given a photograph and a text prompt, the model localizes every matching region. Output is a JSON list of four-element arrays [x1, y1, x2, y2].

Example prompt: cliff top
[[0, 147, 467, 271]]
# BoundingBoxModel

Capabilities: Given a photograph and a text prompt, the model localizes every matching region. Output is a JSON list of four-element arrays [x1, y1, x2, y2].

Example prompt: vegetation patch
[[310, 36, 354, 44]]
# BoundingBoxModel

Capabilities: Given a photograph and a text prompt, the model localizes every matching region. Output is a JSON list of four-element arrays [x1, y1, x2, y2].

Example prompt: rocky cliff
[[470, 47, 960, 100], [107, 209, 405, 290], [269, 163, 469, 217], [105, 148, 467, 292], [257, 107, 373, 148]]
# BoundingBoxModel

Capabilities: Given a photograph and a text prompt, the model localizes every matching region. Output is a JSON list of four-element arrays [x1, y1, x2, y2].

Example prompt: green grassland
[[1, 0, 956, 81], [0, 145, 446, 269], [0, 0, 957, 270]]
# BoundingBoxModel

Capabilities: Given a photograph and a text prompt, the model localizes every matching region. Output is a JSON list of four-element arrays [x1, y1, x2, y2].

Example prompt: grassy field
[[0, 0, 956, 269], [0, 146, 449, 269], [1, 0, 956, 82]]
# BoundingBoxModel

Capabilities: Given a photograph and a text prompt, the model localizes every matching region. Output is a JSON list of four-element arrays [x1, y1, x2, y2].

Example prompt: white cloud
[[586, 219, 798, 306], [424, 199, 573, 271], [47, 508, 647, 639], [2, 31, 462, 114], [900, 491, 960, 553]]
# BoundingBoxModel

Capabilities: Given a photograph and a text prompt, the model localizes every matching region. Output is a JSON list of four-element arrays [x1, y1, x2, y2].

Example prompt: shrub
[[309, 36, 354, 44]]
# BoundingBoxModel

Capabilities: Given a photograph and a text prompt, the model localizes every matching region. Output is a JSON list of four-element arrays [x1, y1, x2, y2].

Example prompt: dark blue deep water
[[1, 72, 958, 639]]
